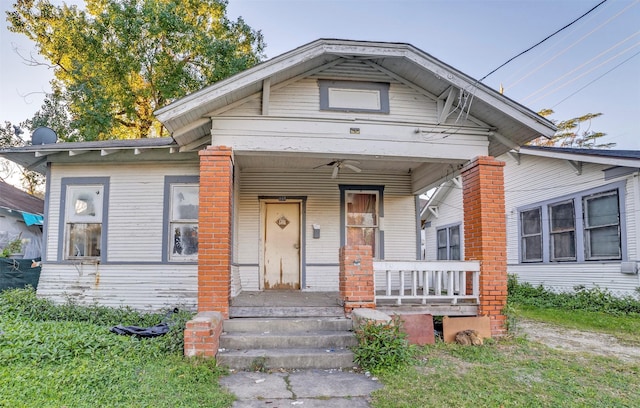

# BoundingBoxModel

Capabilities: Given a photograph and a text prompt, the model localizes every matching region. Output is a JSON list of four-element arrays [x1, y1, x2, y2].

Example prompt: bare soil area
[[517, 319, 640, 363]]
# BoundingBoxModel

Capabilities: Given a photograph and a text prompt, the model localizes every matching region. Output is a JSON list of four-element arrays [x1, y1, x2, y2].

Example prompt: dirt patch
[[517, 320, 640, 363]]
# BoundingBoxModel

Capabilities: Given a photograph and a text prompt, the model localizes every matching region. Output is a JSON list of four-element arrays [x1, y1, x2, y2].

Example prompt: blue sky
[[2, 0, 639, 148]]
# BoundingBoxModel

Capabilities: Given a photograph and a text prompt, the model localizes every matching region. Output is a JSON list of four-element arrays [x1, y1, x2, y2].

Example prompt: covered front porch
[[186, 148, 508, 357]]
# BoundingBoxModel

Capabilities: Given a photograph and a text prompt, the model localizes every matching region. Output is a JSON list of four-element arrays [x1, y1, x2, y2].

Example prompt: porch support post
[[198, 146, 233, 317], [461, 156, 507, 337], [339, 245, 376, 316]]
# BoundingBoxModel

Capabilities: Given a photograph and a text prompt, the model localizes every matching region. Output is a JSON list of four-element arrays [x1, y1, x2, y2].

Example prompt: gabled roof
[[519, 146, 640, 168], [156, 38, 556, 157], [0, 180, 44, 215]]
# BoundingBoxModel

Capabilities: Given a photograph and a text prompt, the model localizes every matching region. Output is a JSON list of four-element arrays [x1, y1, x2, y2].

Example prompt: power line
[[526, 41, 640, 104], [506, 0, 638, 92], [551, 50, 640, 109], [479, 0, 608, 82]]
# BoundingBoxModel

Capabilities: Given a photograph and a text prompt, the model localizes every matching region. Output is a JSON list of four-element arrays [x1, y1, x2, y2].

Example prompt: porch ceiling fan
[[314, 159, 362, 179]]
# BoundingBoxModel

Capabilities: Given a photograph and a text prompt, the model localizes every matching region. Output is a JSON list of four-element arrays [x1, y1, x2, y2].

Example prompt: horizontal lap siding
[[221, 78, 439, 124], [270, 79, 438, 123], [510, 263, 639, 298], [42, 163, 199, 310], [237, 171, 414, 291], [502, 153, 638, 296], [424, 186, 464, 261], [37, 263, 197, 311], [47, 163, 199, 262]]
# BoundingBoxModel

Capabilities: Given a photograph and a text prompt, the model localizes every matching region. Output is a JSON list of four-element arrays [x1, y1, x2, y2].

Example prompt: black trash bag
[[109, 308, 179, 338], [110, 322, 169, 338]]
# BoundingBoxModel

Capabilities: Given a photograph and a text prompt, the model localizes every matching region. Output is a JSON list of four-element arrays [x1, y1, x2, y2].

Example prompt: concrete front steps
[[217, 317, 357, 370]]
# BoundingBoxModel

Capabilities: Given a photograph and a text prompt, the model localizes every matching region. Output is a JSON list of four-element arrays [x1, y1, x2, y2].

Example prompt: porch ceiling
[[235, 152, 434, 173], [234, 152, 465, 194]]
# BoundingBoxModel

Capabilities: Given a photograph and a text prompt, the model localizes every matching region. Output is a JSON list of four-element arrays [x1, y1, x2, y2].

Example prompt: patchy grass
[[507, 275, 640, 346], [515, 305, 640, 347], [370, 340, 640, 407], [0, 288, 234, 407]]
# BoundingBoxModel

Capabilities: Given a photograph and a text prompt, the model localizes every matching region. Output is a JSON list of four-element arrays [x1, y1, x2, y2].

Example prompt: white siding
[[424, 186, 464, 261], [47, 163, 199, 262], [503, 153, 639, 297], [220, 76, 482, 129], [37, 263, 197, 311], [41, 162, 199, 310], [236, 170, 416, 291], [427, 153, 640, 297]]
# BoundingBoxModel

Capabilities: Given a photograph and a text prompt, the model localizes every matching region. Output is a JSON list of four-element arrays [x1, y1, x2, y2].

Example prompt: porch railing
[[373, 260, 481, 305]]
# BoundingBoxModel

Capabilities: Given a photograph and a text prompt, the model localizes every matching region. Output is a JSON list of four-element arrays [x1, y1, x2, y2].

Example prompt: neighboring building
[[0, 39, 556, 338], [0, 180, 44, 259], [423, 146, 640, 298]]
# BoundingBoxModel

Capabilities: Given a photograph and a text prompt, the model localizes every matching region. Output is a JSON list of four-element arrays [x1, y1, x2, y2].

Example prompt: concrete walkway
[[219, 369, 383, 407]]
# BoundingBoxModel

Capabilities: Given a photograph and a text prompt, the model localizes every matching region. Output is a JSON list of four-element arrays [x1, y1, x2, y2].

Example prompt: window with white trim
[[518, 184, 624, 263], [64, 185, 104, 260], [168, 184, 199, 261], [437, 224, 461, 260]]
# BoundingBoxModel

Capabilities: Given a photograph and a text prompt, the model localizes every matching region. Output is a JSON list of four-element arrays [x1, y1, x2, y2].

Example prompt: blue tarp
[[21, 212, 44, 226]]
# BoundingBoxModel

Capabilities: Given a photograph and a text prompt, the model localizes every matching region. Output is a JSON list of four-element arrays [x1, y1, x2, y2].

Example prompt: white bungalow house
[[1, 39, 556, 355], [422, 145, 640, 298]]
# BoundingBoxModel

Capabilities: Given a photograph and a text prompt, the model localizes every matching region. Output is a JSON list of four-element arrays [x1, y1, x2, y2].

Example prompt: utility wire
[[526, 41, 640, 103], [506, 0, 638, 92], [551, 50, 640, 108], [479, 0, 608, 82]]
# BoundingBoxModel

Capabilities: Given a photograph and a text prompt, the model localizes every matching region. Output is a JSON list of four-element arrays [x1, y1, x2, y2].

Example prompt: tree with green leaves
[[529, 109, 615, 149], [7, 0, 265, 141]]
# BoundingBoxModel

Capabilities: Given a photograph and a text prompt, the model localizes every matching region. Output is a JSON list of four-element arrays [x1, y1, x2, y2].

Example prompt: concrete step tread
[[219, 347, 353, 354], [229, 306, 344, 318], [221, 331, 354, 338], [223, 317, 353, 332], [216, 347, 355, 369]]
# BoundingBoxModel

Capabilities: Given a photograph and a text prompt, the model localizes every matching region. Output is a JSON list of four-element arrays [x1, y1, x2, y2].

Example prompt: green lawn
[[2, 287, 639, 407]]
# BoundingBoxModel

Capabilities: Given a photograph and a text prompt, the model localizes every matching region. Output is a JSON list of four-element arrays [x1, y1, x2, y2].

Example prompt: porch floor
[[231, 291, 343, 307], [229, 291, 344, 318]]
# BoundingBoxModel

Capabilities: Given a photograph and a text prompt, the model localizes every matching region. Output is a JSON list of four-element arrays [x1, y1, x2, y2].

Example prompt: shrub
[[352, 316, 414, 373], [507, 275, 640, 316], [0, 287, 193, 355]]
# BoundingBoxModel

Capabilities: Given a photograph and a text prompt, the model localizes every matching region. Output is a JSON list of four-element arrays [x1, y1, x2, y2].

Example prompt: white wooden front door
[[262, 202, 301, 290]]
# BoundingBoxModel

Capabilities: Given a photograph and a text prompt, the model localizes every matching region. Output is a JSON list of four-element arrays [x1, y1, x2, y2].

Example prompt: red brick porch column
[[339, 245, 375, 316], [461, 156, 507, 337], [198, 146, 233, 317]]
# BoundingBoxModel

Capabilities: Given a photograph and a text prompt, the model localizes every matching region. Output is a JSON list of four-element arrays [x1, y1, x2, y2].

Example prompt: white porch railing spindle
[[422, 270, 429, 305], [374, 261, 481, 306]]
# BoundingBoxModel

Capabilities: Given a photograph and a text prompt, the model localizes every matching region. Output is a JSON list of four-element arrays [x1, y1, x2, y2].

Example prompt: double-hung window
[[520, 208, 542, 262], [163, 176, 199, 262], [61, 178, 109, 261], [518, 183, 624, 263], [583, 190, 621, 260], [549, 200, 576, 261], [436, 224, 461, 260]]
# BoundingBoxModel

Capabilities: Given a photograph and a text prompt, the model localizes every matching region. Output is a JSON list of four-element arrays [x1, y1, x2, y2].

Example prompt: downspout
[[634, 172, 640, 284]]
